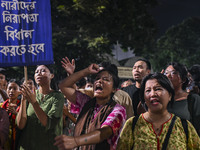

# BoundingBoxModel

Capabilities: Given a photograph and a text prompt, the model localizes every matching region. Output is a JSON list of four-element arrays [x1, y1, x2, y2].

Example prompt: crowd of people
[[0, 57, 200, 150]]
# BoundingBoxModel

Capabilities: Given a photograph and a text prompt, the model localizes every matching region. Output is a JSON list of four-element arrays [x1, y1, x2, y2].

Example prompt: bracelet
[[74, 137, 78, 147]]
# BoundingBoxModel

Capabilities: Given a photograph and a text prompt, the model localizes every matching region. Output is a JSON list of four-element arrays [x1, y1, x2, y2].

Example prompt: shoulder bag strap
[[180, 118, 188, 143], [162, 115, 177, 150], [132, 115, 139, 131], [131, 115, 139, 150]]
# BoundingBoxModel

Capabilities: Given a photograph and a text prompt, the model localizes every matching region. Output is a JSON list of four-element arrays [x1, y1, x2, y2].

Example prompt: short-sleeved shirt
[[117, 114, 200, 150], [71, 91, 126, 150], [17, 90, 65, 150]]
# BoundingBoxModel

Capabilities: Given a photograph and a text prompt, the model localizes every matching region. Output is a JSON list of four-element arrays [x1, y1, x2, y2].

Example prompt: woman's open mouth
[[150, 99, 160, 105]]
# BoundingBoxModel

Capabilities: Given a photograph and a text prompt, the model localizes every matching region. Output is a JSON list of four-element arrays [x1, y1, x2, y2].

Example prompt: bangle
[[74, 137, 78, 147]]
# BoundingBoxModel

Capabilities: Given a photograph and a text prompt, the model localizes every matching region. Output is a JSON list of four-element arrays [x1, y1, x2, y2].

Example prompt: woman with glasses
[[164, 62, 190, 120], [54, 63, 126, 150], [164, 62, 200, 136]]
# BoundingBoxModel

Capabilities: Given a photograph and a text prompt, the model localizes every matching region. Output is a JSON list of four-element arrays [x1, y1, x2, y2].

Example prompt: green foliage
[[51, 0, 157, 77], [151, 17, 200, 71], [3, 1, 158, 82]]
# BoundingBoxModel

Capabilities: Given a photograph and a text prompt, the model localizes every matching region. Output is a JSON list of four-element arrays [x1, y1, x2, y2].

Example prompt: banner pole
[[24, 66, 28, 84]]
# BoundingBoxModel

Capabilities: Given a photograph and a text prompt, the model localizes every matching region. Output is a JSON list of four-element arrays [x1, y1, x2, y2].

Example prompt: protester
[[2, 79, 21, 150], [122, 58, 151, 116], [20, 77, 36, 92], [117, 73, 200, 150], [0, 108, 9, 150], [188, 64, 200, 95], [99, 61, 134, 119], [164, 62, 191, 120], [60, 57, 133, 119], [186, 64, 200, 136], [16, 65, 65, 150], [54, 63, 126, 150], [164, 62, 200, 136], [0, 69, 8, 103]]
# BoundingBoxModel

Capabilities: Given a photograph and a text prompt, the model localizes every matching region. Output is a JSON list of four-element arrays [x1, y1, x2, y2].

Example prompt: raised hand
[[20, 84, 36, 104], [61, 57, 75, 75], [160, 69, 164, 74], [87, 64, 100, 74], [7, 103, 17, 114]]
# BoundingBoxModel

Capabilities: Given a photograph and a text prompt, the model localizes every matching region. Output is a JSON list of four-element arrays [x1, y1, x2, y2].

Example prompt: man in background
[[122, 58, 151, 116]]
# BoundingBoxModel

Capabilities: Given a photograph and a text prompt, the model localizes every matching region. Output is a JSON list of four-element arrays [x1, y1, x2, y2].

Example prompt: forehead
[[27, 79, 34, 83], [134, 61, 147, 67], [97, 71, 112, 77], [0, 73, 5, 77], [36, 65, 49, 71], [165, 65, 175, 71], [145, 79, 160, 87], [8, 82, 19, 87]]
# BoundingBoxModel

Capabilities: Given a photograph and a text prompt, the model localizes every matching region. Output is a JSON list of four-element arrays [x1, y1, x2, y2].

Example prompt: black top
[[187, 93, 200, 136], [122, 84, 140, 116]]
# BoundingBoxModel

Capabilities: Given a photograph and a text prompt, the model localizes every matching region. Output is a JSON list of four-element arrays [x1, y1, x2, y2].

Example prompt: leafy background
[[2, 0, 200, 87]]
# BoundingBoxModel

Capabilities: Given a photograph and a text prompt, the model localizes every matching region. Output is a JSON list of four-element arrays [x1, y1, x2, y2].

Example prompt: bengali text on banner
[[0, 0, 54, 67]]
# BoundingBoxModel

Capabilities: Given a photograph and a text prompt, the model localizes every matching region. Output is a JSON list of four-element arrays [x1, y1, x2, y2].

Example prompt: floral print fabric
[[117, 114, 200, 150]]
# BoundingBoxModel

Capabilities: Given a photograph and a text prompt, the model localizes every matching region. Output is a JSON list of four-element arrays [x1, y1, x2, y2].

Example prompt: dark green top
[[168, 99, 190, 120], [17, 90, 64, 150]]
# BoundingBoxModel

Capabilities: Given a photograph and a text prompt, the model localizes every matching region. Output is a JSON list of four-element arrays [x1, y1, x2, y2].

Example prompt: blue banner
[[0, 0, 54, 67]]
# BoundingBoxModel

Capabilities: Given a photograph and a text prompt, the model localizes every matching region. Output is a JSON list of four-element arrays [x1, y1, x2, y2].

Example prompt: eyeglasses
[[164, 70, 179, 76]]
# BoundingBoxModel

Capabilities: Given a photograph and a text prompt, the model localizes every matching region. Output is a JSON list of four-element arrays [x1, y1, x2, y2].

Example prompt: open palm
[[61, 57, 75, 75]]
